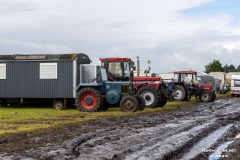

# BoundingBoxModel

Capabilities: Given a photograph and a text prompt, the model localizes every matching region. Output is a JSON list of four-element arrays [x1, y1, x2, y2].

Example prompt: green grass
[[0, 94, 230, 137]]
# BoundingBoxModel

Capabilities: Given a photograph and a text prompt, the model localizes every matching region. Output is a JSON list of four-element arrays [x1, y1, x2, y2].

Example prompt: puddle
[[180, 124, 233, 160], [208, 132, 240, 160], [236, 133, 240, 139], [164, 123, 179, 128], [208, 141, 234, 160]]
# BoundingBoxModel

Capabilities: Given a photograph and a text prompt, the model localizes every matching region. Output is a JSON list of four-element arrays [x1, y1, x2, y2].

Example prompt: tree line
[[205, 60, 240, 73]]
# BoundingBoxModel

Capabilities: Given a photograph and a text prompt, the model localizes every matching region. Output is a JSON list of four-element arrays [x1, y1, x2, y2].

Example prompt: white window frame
[[0, 63, 6, 79], [40, 63, 57, 79]]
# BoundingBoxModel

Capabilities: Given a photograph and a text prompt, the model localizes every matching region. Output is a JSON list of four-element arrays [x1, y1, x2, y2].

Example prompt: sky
[[0, 0, 240, 73]]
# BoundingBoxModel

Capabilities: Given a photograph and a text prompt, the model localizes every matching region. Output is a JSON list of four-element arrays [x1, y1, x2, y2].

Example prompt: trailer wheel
[[137, 86, 160, 108], [173, 85, 186, 101], [159, 93, 167, 107], [120, 95, 139, 112], [76, 87, 103, 112], [0, 99, 7, 107], [134, 95, 145, 111], [200, 91, 211, 102], [53, 101, 64, 110]]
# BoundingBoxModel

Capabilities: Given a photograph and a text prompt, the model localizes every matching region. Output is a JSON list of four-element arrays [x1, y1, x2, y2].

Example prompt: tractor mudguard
[[134, 82, 148, 94]]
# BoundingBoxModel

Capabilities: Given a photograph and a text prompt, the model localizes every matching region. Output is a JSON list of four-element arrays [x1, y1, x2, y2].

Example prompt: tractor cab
[[100, 58, 131, 81], [173, 70, 198, 87]]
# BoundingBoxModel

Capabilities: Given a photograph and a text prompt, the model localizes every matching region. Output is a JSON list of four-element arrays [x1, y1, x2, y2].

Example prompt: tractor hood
[[134, 76, 160, 82], [201, 84, 213, 92]]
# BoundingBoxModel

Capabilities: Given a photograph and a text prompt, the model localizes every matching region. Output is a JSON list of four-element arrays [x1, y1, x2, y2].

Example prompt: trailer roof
[[0, 53, 84, 60]]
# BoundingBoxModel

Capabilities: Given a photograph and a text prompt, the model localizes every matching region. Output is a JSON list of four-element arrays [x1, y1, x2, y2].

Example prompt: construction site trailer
[[0, 53, 91, 109]]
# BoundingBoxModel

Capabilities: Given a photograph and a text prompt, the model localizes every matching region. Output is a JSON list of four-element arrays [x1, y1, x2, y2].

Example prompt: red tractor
[[172, 70, 216, 102], [100, 57, 168, 108]]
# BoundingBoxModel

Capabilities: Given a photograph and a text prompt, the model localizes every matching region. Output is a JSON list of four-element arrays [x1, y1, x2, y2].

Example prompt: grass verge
[[0, 94, 230, 138]]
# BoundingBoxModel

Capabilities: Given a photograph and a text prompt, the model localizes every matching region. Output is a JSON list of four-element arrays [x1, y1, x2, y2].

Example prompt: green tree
[[237, 65, 240, 72], [205, 60, 223, 73], [223, 64, 229, 73], [228, 64, 236, 72], [223, 64, 236, 73]]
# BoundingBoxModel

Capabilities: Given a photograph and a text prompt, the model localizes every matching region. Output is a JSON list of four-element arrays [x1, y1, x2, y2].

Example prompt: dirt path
[[0, 97, 240, 160]]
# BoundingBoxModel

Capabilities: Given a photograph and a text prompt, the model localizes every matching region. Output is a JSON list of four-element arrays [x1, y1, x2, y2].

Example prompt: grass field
[[0, 94, 230, 137]]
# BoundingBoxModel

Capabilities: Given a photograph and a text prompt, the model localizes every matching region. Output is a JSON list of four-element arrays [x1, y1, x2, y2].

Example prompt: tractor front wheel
[[120, 95, 139, 112], [75, 87, 103, 112], [134, 95, 145, 111]]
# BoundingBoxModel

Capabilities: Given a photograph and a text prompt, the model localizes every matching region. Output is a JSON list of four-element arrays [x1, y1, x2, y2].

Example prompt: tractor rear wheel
[[173, 85, 186, 101], [159, 93, 167, 107], [134, 95, 145, 111], [137, 86, 160, 108], [76, 87, 103, 112], [211, 93, 216, 102], [120, 95, 139, 112], [200, 91, 211, 102]]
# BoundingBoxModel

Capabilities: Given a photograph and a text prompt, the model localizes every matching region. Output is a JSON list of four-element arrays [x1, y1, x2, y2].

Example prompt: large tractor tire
[[101, 99, 110, 111], [173, 85, 186, 101], [137, 86, 160, 108], [134, 95, 145, 111], [200, 91, 212, 102], [159, 93, 168, 107], [120, 95, 139, 112], [211, 93, 216, 102], [75, 87, 103, 112]]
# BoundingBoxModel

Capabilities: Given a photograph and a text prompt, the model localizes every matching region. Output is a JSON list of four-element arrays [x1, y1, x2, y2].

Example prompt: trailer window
[[235, 80, 240, 87], [0, 63, 6, 79], [40, 63, 57, 79]]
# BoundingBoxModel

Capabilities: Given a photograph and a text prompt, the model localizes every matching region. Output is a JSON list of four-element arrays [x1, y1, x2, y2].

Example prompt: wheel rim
[[55, 102, 63, 110], [202, 94, 209, 101], [80, 93, 97, 109], [141, 91, 154, 105], [174, 90, 183, 100], [123, 99, 136, 111]]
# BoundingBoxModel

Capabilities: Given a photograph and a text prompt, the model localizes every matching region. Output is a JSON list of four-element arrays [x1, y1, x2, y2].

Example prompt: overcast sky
[[0, 0, 240, 73]]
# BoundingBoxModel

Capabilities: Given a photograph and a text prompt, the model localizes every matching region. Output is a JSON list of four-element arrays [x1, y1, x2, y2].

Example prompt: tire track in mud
[[1, 97, 240, 160]]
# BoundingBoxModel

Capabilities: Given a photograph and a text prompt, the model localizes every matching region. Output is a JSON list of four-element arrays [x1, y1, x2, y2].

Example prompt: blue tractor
[[75, 65, 145, 112]]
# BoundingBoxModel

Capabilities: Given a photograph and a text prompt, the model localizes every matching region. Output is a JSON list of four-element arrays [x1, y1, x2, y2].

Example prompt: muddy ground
[[0, 97, 240, 160]]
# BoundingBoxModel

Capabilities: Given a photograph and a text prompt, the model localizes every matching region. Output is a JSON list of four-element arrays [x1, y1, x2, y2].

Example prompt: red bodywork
[[173, 70, 197, 74], [201, 84, 213, 92], [100, 58, 131, 62], [133, 76, 160, 89]]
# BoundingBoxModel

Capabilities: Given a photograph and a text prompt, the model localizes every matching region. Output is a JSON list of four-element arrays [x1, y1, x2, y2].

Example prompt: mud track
[[0, 97, 240, 160]]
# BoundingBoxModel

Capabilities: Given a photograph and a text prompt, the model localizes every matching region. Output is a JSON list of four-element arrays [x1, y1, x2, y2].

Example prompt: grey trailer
[[0, 53, 91, 109]]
